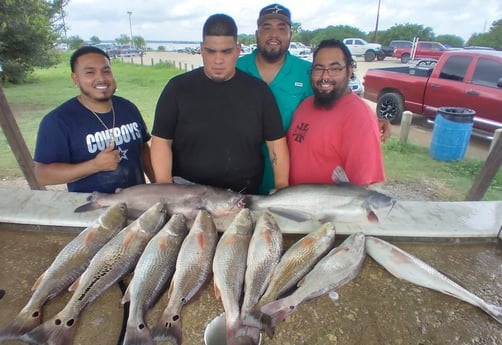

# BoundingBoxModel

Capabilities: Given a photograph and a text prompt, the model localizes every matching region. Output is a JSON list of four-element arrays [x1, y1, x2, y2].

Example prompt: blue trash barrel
[[429, 107, 475, 161]]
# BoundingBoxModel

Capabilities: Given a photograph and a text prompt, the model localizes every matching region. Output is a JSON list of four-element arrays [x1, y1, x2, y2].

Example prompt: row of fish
[[1, 202, 501, 345], [74, 178, 397, 227]]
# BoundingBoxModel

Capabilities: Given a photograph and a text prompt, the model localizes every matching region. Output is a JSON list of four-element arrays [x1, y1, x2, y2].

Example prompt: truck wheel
[[376, 52, 385, 61], [364, 50, 376, 62], [401, 53, 411, 64], [377, 92, 404, 124]]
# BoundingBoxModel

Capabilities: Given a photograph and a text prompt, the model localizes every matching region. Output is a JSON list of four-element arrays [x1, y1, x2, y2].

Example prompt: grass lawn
[[1, 56, 501, 201]]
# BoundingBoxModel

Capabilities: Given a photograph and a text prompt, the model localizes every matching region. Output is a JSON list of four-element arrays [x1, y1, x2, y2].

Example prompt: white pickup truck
[[343, 38, 385, 62]]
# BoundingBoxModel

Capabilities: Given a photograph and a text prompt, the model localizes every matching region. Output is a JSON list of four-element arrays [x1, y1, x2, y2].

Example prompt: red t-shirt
[[287, 92, 385, 186]]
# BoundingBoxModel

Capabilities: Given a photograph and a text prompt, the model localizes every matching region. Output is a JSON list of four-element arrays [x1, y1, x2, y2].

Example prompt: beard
[[257, 44, 286, 63], [313, 81, 347, 109]]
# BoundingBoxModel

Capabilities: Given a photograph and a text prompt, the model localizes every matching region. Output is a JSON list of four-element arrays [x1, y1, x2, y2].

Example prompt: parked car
[[381, 40, 413, 57], [349, 72, 363, 96], [363, 50, 502, 136], [289, 42, 311, 57], [116, 45, 143, 57], [343, 38, 385, 62], [393, 41, 449, 64]]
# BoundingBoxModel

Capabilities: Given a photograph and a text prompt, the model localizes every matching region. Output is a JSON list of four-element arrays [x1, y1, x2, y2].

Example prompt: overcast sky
[[64, 0, 501, 43]]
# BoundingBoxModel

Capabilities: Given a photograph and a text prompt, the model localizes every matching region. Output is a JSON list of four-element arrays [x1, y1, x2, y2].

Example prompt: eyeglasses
[[311, 65, 346, 76]]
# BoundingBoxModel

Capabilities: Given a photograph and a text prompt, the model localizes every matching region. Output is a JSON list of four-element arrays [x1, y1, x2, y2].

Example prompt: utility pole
[[127, 11, 133, 48], [373, 0, 381, 42]]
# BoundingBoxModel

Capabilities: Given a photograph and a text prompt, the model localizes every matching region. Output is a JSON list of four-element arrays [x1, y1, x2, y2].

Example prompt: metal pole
[[127, 11, 133, 48]]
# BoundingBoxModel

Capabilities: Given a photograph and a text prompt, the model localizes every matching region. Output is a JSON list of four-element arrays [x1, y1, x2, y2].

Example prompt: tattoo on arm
[[270, 151, 278, 166]]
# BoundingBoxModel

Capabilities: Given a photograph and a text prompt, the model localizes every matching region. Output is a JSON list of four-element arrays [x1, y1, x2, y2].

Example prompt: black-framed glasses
[[311, 65, 346, 76]]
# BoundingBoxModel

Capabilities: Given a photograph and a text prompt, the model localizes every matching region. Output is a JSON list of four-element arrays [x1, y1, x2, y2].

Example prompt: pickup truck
[[393, 41, 449, 63], [363, 50, 502, 136], [343, 38, 385, 62]]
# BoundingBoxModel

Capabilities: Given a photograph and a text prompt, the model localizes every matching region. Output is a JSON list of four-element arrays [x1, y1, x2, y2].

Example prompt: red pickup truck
[[393, 41, 449, 63], [363, 50, 502, 136]]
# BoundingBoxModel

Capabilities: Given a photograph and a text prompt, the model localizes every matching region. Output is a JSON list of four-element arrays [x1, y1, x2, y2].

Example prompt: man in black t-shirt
[[151, 14, 289, 194]]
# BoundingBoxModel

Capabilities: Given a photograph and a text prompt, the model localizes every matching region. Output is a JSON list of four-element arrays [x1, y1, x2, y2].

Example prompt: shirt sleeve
[[152, 79, 178, 139], [33, 113, 71, 164]]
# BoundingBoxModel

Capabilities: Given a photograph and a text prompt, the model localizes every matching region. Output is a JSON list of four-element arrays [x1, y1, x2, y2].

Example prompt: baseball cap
[[257, 4, 291, 26]]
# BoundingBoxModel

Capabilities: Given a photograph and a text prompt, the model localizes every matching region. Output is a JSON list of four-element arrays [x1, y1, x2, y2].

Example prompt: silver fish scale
[[213, 209, 253, 319], [287, 233, 366, 304], [241, 212, 283, 315], [258, 222, 337, 305], [125, 214, 187, 313]]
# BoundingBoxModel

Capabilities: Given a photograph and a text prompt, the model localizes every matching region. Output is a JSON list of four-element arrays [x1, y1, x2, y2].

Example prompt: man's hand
[[378, 119, 391, 142], [94, 143, 119, 171]]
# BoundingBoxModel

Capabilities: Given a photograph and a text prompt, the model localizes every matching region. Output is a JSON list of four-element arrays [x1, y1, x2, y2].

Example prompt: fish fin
[[123, 229, 139, 247], [260, 299, 296, 337], [0, 306, 43, 341], [157, 236, 169, 251], [331, 166, 350, 184], [241, 310, 263, 330], [213, 283, 222, 300], [268, 208, 312, 222], [121, 284, 131, 304], [68, 276, 81, 292], [73, 202, 101, 213], [235, 326, 261, 345], [31, 271, 46, 291], [367, 210, 379, 223], [481, 303, 502, 324], [122, 321, 155, 345], [21, 313, 78, 345], [172, 176, 195, 185], [152, 310, 183, 345]]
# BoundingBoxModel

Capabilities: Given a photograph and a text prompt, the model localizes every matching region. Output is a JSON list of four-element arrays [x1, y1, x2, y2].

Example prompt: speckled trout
[[121, 213, 188, 345], [22, 202, 167, 345], [212, 208, 253, 345], [237, 211, 283, 345], [152, 209, 218, 345], [260, 233, 366, 336], [243, 222, 336, 331], [0, 203, 128, 342], [74, 182, 245, 220], [365, 236, 502, 324]]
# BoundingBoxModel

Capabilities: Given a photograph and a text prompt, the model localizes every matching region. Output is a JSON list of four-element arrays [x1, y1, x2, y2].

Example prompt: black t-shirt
[[152, 68, 284, 194]]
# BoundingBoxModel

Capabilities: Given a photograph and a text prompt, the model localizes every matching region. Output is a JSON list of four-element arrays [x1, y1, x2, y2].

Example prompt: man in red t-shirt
[[287, 39, 385, 186]]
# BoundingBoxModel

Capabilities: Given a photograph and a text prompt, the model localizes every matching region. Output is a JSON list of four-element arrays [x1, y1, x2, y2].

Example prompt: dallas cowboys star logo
[[118, 146, 129, 161]]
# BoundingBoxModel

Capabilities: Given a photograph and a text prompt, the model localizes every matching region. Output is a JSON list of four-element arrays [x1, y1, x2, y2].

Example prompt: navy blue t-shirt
[[34, 96, 150, 193]]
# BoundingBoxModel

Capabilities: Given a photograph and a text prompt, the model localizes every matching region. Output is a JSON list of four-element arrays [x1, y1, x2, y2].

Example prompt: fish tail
[[122, 321, 155, 345], [260, 299, 296, 338], [0, 307, 42, 341], [235, 325, 261, 345], [481, 302, 502, 324], [21, 313, 77, 345], [241, 309, 263, 329], [152, 313, 182, 345]]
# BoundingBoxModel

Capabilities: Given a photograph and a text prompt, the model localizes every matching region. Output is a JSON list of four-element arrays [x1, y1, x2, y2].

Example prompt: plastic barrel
[[429, 107, 475, 161]]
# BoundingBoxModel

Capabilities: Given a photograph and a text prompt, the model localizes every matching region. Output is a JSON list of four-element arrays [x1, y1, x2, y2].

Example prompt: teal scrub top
[[237, 51, 313, 194]]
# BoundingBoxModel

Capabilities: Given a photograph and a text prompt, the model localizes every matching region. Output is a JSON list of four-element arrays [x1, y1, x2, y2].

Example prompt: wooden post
[[465, 133, 502, 201], [0, 86, 45, 190], [399, 111, 413, 143], [489, 128, 502, 154], [151, 58, 154, 66]]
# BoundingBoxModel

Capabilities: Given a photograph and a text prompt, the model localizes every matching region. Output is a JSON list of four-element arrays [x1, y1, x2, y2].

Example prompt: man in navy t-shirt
[[34, 46, 153, 193]]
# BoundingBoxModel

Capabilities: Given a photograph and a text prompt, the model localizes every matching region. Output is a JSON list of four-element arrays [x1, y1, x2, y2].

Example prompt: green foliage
[[67, 35, 85, 49], [89, 36, 100, 45], [376, 23, 435, 45], [310, 25, 366, 46], [133, 36, 146, 49], [435, 34, 465, 47], [466, 19, 502, 49], [0, 0, 63, 83], [238, 34, 256, 46], [116, 34, 131, 45]]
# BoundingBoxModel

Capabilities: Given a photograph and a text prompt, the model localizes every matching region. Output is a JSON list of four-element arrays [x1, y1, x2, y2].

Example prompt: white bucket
[[204, 313, 262, 345]]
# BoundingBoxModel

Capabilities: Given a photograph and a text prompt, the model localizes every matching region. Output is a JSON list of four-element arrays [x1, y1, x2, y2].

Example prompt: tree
[[310, 25, 366, 47], [0, 0, 66, 83], [132, 36, 146, 50], [466, 19, 502, 49], [89, 36, 101, 45], [435, 34, 464, 48], [67, 35, 85, 50], [377, 23, 435, 45], [116, 34, 131, 45]]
